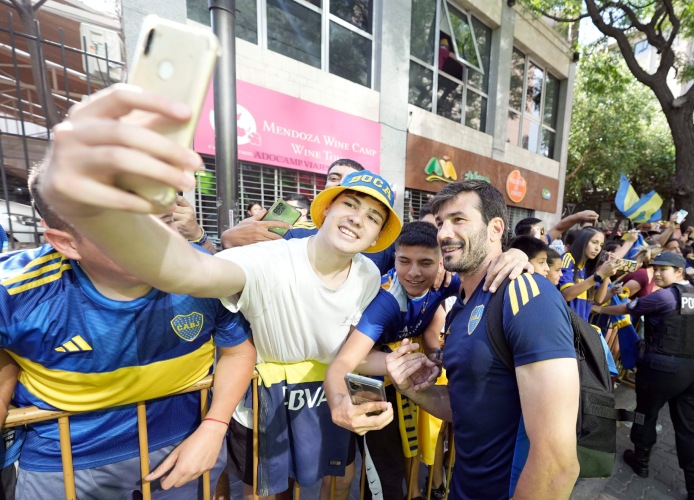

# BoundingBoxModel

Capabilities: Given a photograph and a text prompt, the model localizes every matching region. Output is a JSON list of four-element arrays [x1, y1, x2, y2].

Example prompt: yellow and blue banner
[[615, 174, 662, 223]]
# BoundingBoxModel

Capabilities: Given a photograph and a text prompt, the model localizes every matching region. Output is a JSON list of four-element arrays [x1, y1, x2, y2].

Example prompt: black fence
[[0, 8, 124, 250]]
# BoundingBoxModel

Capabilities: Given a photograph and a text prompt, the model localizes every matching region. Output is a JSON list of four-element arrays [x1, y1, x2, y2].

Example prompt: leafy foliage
[[520, 0, 694, 224], [565, 49, 675, 203]]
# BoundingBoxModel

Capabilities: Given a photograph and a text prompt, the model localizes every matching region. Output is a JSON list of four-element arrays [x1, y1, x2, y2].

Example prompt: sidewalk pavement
[[571, 382, 689, 500]]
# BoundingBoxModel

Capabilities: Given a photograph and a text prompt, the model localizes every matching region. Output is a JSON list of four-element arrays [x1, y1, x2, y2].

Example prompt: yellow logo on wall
[[424, 156, 457, 183]]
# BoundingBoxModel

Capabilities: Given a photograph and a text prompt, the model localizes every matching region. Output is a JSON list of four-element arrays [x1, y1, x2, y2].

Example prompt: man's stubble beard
[[442, 225, 488, 275]]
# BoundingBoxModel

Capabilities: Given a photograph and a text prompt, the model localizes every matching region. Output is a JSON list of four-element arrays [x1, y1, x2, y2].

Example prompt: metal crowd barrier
[[4, 373, 454, 500], [4, 375, 216, 500]]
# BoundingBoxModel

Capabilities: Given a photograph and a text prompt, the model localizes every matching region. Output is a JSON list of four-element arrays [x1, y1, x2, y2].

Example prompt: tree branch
[[521, 2, 590, 23], [566, 153, 591, 181], [32, 0, 49, 10], [584, 0, 659, 89], [661, 0, 680, 52]]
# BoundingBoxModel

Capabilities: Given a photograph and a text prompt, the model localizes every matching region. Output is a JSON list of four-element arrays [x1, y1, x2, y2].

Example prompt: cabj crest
[[171, 312, 204, 341]]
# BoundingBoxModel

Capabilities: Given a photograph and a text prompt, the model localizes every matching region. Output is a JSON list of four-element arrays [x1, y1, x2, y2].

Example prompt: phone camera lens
[[144, 29, 155, 55]]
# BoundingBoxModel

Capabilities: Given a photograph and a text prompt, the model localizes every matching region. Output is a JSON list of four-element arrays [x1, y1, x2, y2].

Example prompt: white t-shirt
[[217, 237, 381, 427], [217, 237, 380, 363]]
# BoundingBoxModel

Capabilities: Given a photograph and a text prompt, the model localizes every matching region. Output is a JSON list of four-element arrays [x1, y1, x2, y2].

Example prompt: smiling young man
[[384, 180, 580, 500], [324, 222, 460, 499], [39, 84, 402, 500]]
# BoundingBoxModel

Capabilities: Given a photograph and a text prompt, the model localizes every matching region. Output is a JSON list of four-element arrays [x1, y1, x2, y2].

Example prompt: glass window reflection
[[267, 0, 321, 68], [330, 0, 373, 33], [329, 21, 372, 87]]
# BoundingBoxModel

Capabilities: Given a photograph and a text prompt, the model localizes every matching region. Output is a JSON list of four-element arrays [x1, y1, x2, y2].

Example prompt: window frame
[[408, 0, 492, 132], [507, 48, 560, 158], [216, 0, 376, 88]]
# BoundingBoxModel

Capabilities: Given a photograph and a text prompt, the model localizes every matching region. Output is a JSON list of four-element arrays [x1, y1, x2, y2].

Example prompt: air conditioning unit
[[79, 23, 123, 83]]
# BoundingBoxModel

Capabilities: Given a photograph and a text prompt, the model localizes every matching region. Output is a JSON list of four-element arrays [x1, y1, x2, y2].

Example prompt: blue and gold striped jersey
[[442, 273, 574, 500], [0, 244, 250, 472], [292, 220, 317, 230], [357, 268, 461, 344], [558, 252, 593, 321]]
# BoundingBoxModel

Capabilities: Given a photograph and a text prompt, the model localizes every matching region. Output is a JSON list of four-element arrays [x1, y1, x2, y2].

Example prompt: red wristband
[[202, 417, 229, 427]]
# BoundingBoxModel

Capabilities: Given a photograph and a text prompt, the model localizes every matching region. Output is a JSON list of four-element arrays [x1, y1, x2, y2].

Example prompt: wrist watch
[[593, 273, 603, 284]]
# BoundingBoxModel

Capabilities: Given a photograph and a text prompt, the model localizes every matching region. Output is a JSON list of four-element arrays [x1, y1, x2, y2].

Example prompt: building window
[[408, 0, 492, 133], [404, 188, 436, 223], [267, 0, 322, 68], [507, 48, 560, 158], [187, 0, 373, 88]]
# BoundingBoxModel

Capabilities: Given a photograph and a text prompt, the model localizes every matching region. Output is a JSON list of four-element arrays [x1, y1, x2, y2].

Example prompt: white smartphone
[[118, 16, 221, 208], [675, 210, 688, 225]]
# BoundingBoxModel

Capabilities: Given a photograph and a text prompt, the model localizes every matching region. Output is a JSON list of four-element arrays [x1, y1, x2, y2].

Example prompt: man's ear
[[42, 223, 81, 260], [488, 217, 505, 243]]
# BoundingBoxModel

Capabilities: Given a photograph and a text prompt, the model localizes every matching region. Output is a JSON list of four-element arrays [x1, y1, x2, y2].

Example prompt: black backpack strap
[[485, 278, 514, 372], [620, 408, 645, 425], [583, 403, 645, 425]]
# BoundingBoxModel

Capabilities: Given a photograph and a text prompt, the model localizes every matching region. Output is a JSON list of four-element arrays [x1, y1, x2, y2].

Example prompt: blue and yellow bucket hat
[[310, 170, 402, 253]]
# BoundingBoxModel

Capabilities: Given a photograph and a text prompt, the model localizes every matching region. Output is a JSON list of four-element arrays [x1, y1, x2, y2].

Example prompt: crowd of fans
[[1, 83, 694, 500]]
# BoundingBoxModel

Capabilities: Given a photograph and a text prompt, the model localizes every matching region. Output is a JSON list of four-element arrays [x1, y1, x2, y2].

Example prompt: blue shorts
[[16, 443, 226, 500]]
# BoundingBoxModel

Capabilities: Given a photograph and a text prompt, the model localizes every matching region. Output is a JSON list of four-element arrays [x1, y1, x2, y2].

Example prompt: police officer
[[598, 252, 694, 499]]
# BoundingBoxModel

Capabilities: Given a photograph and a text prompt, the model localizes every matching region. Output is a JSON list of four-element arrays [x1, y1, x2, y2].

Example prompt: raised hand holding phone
[[261, 199, 301, 235], [117, 16, 220, 209], [675, 209, 689, 225]]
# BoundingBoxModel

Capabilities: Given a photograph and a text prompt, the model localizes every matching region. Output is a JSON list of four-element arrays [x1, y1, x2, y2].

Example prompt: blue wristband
[[191, 229, 208, 246]]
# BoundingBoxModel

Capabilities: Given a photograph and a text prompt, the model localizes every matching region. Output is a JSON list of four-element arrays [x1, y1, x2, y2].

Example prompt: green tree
[[565, 49, 675, 207], [521, 0, 694, 225]]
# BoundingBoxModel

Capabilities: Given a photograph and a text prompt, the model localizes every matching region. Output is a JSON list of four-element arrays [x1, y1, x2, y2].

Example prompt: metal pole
[[209, 0, 237, 233]]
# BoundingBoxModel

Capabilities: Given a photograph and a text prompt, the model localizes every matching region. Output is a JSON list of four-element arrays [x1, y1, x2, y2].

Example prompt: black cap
[[651, 252, 686, 269]]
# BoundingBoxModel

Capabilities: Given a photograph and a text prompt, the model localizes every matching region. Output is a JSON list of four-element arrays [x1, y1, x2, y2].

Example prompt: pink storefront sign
[[194, 80, 381, 174]]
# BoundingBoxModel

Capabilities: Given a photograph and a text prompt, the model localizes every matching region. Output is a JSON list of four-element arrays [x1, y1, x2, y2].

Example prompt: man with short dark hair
[[284, 193, 315, 230], [325, 220, 529, 499], [515, 210, 599, 244], [385, 180, 580, 500]]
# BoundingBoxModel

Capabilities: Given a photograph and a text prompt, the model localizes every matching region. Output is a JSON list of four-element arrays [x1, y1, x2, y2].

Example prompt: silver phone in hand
[[344, 373, 386, 409]]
